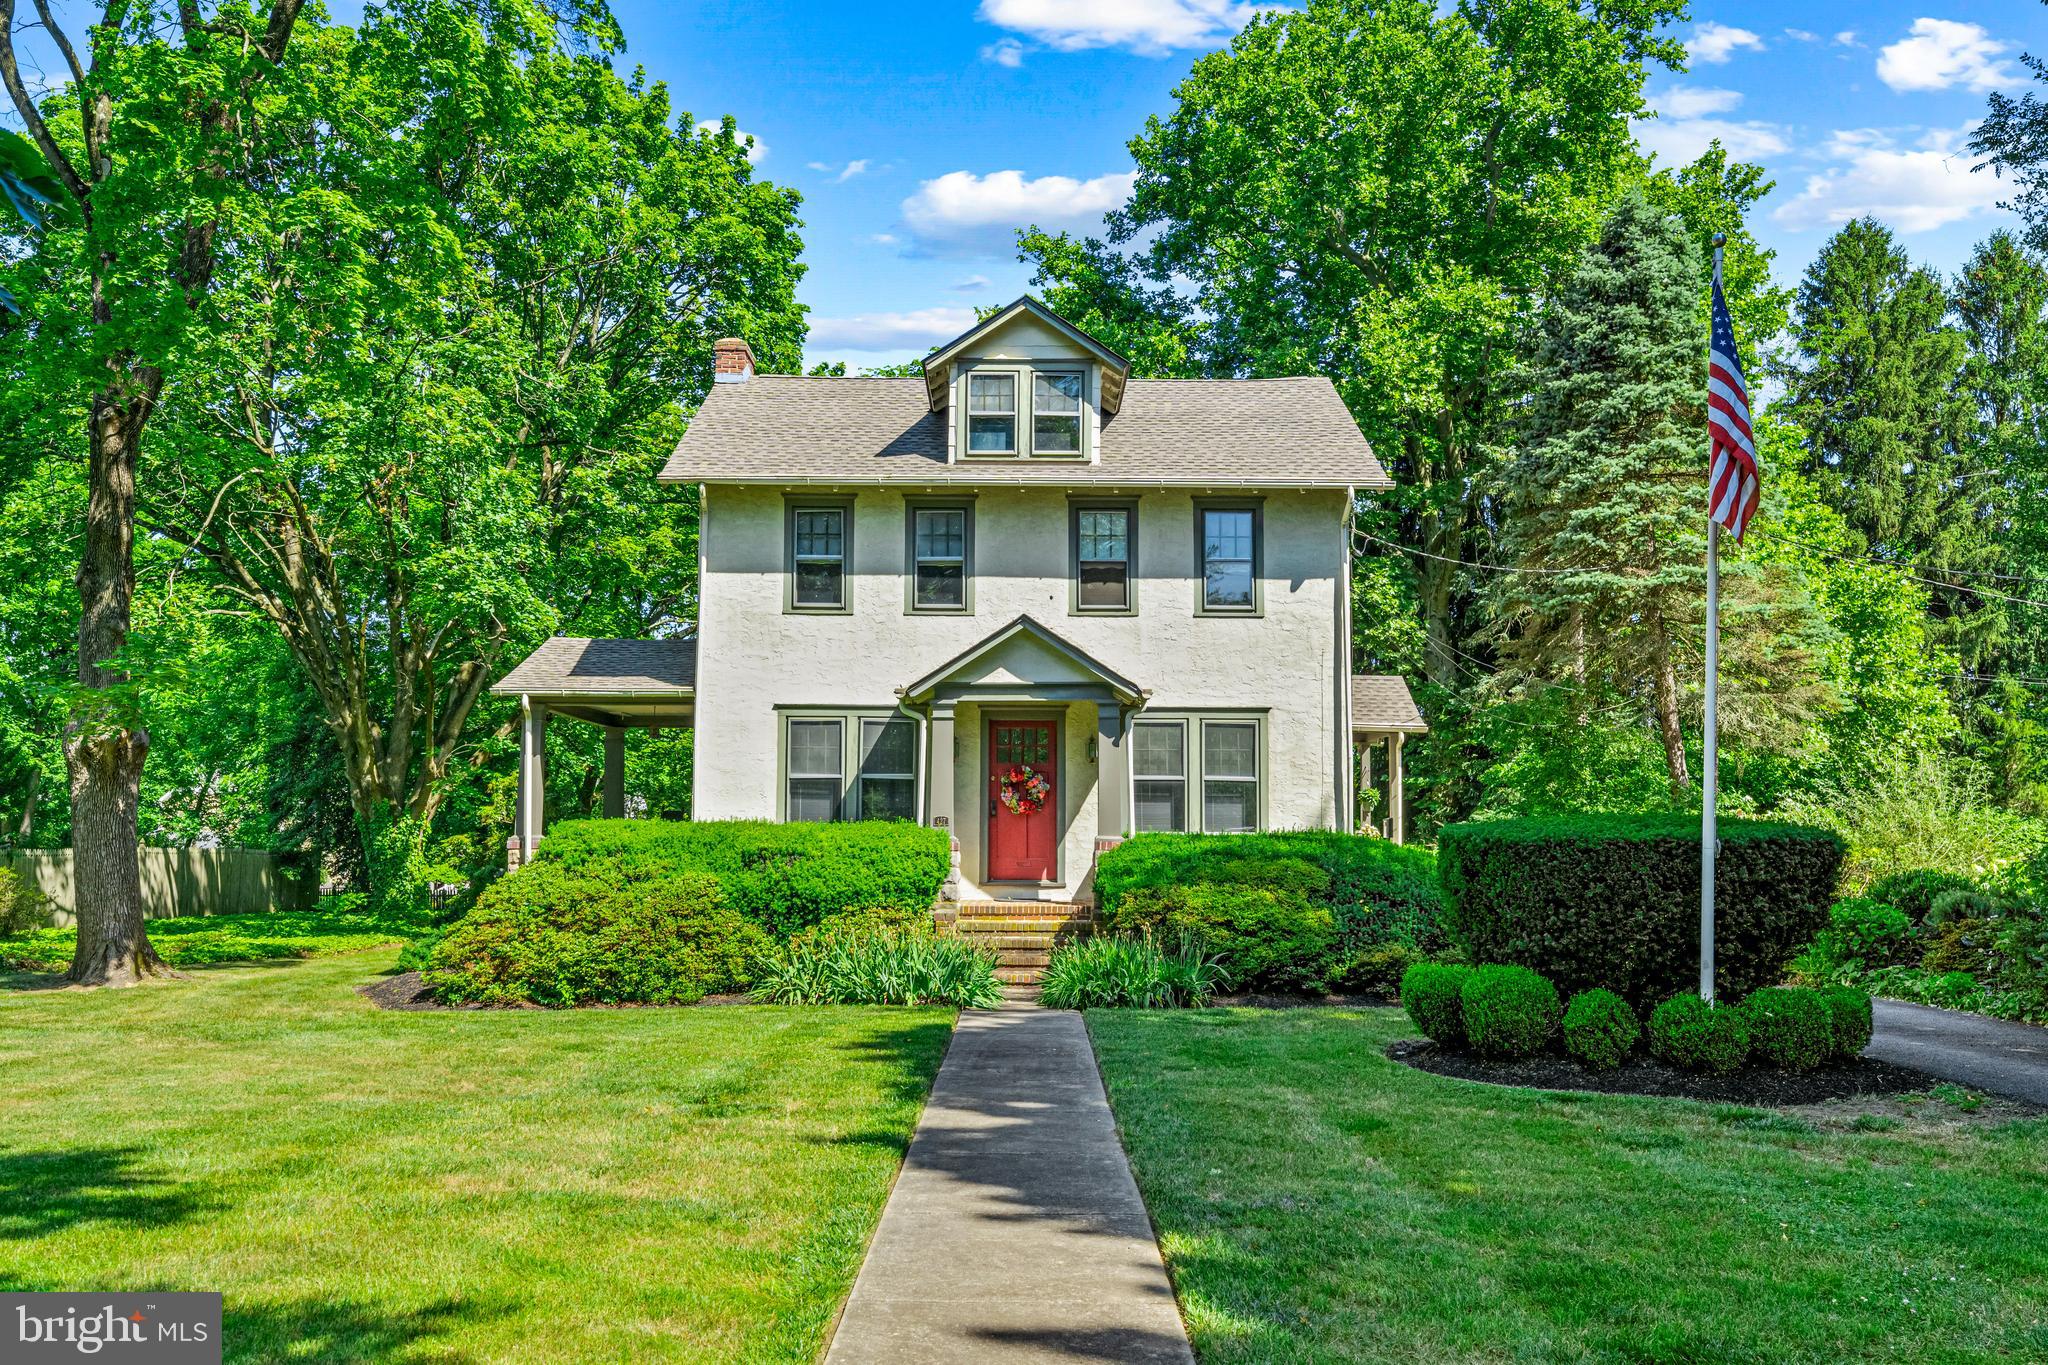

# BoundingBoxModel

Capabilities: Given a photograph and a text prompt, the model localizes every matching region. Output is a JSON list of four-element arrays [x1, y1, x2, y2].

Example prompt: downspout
[[894, 689, 928, 824]]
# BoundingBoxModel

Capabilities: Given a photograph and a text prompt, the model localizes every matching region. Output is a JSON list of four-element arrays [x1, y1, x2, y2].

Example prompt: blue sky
[[19, 3, 2044, 367], [587, 1, 2040, 370]]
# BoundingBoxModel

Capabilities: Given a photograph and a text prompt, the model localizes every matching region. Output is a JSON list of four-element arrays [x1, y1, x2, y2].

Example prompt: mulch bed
[[1212, 992, 1397, 1008], [1387, 1038, 1969, 1106], [353, 972, 754, 1011]]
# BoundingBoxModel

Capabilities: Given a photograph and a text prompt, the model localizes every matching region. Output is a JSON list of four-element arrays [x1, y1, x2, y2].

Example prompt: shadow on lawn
[[0, 1147, 208, 1240], [832, 1015, 956, 1105], [223, 1295, 512, 1364]]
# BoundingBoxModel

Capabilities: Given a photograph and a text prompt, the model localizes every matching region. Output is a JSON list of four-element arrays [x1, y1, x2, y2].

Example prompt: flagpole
[[1701, 233, 1726, 1004]]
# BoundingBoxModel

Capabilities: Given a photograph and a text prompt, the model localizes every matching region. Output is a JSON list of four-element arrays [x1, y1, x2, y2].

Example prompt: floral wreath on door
[[997, 764, 1052, 815]]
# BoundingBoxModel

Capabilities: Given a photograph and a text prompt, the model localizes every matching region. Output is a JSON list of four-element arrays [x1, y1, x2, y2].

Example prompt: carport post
[[602, 726, 625, 819]]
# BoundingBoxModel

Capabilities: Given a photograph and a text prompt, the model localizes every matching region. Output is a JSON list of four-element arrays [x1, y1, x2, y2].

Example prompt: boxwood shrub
[[534, 819, 949, 935], [1110, 883, 1334, 993], [1400, 962, 1471, 1045], [1460, 965, 1560, 1058], [1742, 987, 1833, 1071], [1820, 986, 1874, 1059], [1648, 995, 1751, 1074], [427, 858, 769, 1007], [1439, 814, 1843, 1003], [1562, 988, 1639, 1071]]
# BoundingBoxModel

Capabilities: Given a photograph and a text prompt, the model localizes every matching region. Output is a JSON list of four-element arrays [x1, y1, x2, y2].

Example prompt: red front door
[[988, 720, 1057, 883]]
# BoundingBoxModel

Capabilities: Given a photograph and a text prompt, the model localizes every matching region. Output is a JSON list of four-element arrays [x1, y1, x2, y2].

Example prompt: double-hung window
[[1198, 504, 1259, 613], [1128, 715, 1263, 833], [967, 373, 1017, 453], [858, 718, 917, 821], [1072, 503, 1134, 612], [786, 713, 921, 822], [1132, 720, 1186, 833], [790, 502, 851, 611], [1201, 720, 1261, 833], [786, 718, 844, 822], [1032, 372, 1083, 454], [909, 504, 970, 611]]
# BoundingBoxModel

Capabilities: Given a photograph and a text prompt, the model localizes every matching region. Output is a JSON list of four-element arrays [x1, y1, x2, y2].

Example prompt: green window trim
[[1193, 498, 1264, 616], [904, 497, 975, 614], [1068, 497, 1138, 615], [777, 709, 922, 822], [1129, 712, 1267, 834], [784, 495, 856, 615]]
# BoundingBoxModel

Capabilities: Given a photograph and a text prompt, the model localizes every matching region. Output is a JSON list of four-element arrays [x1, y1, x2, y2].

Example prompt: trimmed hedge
[[1440, 815, 1843, 1003], [1460, 965, 1559, 1058], [1400, 962, 1472, 1045], [1562, 989, 1639, 1071], [1742, 987, 1833, 1071], [1820, 987, 1874, 1059], [534, 819, 949, 935], [1096, 830, 1444, 992], [1110, 883, 1334, 993], [427, 859, 768, 1007], [1648, 995, 1752, 1074]]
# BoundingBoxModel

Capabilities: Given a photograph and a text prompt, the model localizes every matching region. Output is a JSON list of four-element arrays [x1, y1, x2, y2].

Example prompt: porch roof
[[491, 636, 696, 727], [898, 614, 1145, 707], [1352, 675, 1427, 734]]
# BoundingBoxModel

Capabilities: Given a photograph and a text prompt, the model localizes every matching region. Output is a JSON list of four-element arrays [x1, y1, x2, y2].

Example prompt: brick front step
[[949, 900, 1094, 919], [996, 966, 1048, 985]]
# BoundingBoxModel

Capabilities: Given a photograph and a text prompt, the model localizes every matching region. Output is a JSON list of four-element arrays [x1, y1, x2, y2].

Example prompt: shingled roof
[[1351, 675, 1427, 733], [491, 637, 696, 696], [659, 375, 1391, 489]]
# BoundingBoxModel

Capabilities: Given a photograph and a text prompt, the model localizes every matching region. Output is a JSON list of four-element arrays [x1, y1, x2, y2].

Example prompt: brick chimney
[[713, 336, 755, 384]]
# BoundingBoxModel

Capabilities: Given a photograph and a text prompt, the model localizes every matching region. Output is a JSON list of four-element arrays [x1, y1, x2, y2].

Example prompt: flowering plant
[[998, 763, 1052, 815]]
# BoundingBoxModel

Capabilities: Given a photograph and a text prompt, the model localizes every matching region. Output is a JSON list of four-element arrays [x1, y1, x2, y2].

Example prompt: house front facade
[[493, 298, 1424, 903]]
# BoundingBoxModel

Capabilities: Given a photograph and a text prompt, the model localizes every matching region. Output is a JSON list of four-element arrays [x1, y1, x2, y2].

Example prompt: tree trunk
[[65, 391, 164, 985], [1648, 612, 1691, 801], [15, 765, 37, 839]]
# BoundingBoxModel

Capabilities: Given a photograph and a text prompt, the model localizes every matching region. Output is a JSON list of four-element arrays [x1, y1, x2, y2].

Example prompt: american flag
[[1707, 269, 1759, 539]]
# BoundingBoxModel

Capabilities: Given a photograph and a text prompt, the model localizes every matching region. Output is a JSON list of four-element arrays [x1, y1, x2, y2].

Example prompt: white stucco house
[[492, 298, 1425, 905]]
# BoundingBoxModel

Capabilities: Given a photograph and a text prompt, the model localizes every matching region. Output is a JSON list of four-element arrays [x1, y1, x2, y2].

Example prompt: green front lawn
[[1, 953, 951, 1363], [1088, 1007, 2048, 1364], [0, 907, 421, 973]]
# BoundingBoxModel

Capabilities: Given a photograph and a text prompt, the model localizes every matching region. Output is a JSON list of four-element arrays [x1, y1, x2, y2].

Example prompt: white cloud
[[1650, 85, 1745, 119], [808, 307, 981, 352], [981, 37, 1026, 67], [1773, 125, 2006, 232], [1690, 22, 1764, 64], [1876, 19, 2016, 94], [697, 120, 767, 163], [899, 168, 1137, 257], [1835, 31, 1858, 48], [950, 274, 994, 292], [1634, 87, 1787, 165], [1784, 29, 1818, 43], [870, 233, 899, 246], [977, 0, 1271, 57]]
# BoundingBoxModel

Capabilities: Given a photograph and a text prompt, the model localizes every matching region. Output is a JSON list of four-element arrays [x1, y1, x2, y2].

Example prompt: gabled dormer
[[920, 297, 1130, 464]]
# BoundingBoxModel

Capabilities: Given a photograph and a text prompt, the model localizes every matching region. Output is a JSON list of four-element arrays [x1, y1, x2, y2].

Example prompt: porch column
[[1357, 737, 1373, 835], [927, 704, 961, 897], [601, 726, 625, 819], [518, 700, 548, 858], [1095, 702, 1127, 840], [1390, 732, 1406, 845]]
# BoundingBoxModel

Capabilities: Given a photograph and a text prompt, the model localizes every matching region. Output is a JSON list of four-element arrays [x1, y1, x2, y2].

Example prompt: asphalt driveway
[[1867, 999, 2048, 1105]]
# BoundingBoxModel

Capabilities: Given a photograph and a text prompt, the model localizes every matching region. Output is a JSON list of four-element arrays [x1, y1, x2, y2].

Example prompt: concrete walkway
[[1868, 999, 2048, 1105], [824, 1002, 1195, 1365]]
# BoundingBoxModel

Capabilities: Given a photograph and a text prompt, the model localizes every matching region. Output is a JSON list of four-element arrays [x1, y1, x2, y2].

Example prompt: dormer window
[[967, 373, 1017, 453], [1032, 372, 1083, 454]]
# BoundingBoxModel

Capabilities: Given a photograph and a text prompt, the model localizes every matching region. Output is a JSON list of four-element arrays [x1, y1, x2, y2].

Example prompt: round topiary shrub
[[1648, 994, 1751, 1074], [1742, 987, 1834, 1071], [1819, 987, 1874, 1059], [1400, 962, 1471, 1045], [1459, 965, 1560, 1059], [1562, 988, 1639, 1071]]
